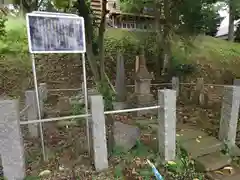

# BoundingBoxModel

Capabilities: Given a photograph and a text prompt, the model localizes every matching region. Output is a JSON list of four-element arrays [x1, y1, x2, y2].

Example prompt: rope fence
[[19, 105, 160, 125], [47, 82, 228, 92]]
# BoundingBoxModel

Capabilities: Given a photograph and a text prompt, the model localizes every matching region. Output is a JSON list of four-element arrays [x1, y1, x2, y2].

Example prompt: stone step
[[194, 151, 231, 172], [176, 129, 208, 143], [180, 136, 224, 158], [206, 166, 240, 180]]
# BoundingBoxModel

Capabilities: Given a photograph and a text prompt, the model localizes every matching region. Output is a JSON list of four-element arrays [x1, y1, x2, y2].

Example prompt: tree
[[120, 0, 220, 74], [227, 0, 240, 41]]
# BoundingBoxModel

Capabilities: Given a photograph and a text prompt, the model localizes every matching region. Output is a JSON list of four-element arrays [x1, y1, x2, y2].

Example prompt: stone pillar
[[38, 83, 47, 117], [219, 86, 240, 147], [158, 89, 176, 161], [0, 99, 25, 180], [25, 90, 39, 137], [114, 53, 127, 110], [172, 77, 179, 97], [134, 56, 139, 93], [90, 95, 108, 171]]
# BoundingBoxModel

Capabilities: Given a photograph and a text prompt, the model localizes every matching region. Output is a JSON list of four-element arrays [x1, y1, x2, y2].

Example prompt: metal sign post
[[26, 11, 90, 161]]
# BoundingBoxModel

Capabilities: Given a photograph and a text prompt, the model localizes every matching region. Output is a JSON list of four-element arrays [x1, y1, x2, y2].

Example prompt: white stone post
[[0, 99, 25, 180], [158, 89, 177, 161], [90, 95, 108, 171], [219, 86, 240, 147]]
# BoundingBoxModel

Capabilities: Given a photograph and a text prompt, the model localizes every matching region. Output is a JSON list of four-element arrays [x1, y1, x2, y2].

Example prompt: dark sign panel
[[26, 13, 86, 53]]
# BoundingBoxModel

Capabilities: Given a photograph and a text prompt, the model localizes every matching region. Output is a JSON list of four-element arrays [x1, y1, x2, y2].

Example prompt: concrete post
[[0, 99, 25, 180], [90, 95, 108, 171], [172, 77, 179, 97], [25, 90, 39, 137], [219, 86, 240, 147], [158, 89, 177, 161]]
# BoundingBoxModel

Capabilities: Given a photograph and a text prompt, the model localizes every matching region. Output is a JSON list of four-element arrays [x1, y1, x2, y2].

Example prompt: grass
[[1, 17, 240, 96]]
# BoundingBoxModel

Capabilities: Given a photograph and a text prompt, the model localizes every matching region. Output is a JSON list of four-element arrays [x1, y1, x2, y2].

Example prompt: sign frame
[[25, 12, 90, 161], [26, 13, 86, 54]]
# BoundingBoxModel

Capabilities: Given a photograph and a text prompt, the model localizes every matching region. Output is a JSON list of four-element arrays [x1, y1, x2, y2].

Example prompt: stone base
[[128, 93, 156, 116], [113, 102, 127, 110]]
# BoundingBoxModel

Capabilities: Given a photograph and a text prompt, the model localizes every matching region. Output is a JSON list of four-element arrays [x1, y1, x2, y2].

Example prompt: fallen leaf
[[196, 139, 200, 143], [167, 161, 177, 165], [223, 166, 234, 174], [39, 169, 51, 176], [214, 171, 224, 175]]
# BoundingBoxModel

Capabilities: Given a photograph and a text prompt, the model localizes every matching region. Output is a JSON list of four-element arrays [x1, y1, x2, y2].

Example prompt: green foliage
[[0, 16, 7, 39], [97, 80, 115, 111], [165, 147, 204, 180]]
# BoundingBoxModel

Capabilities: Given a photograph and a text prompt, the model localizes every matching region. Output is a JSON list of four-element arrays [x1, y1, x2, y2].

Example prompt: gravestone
[[114, 53, 127, 110], [158, 89, 176, 161], [90, 95, 108, 171], [0, 100, 25, 180], [134, 56, 139, 93], [219, 86, 240, 147], [25, 90, 39, 137], [129, 54, 155, 116]]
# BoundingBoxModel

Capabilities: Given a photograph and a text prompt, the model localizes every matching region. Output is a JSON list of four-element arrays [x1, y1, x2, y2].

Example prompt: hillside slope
[[1, 18, 240, 97]]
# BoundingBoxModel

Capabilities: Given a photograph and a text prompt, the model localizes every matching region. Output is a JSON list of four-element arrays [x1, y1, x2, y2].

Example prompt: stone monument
[[128, 53, 155, 116], [113, 53, 127, 110]]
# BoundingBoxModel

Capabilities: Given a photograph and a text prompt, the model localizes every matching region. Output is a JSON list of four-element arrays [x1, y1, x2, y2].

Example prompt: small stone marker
[[0, 99, 25, 180], [90, 95, 108, 171], [172, 77, 179, 97], [158, 89, 176, 161], [219, 86, 240, 147], [25, 90, 39, 137], [114, 121, 140, 151], [39, 83, 48, 101], [56, 97, 72, 116], [193, 78, 204, 104]]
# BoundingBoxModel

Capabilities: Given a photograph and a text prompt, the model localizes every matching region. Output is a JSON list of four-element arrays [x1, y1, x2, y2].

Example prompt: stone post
[[90, 95, 108, 171], [25, 90, 39, 137], [158, 89, 176, 161], [234, 79, 240, 86], [114, 53, 127, 110], [192, 78, 204, 104], [39, 83, 48, 101], [39, 83, 47, 117], [0, 99, 25, 180], [172, 77, 179, 97], [219, 86, 240, 147]]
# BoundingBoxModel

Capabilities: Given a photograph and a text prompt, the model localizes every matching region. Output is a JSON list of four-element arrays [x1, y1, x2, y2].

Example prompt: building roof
[[216, 19, 240, 37]]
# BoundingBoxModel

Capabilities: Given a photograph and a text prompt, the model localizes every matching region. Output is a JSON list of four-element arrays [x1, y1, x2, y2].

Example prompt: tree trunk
[[154, 1, 162, 79], [161, 0, 171, 74], [98, 0, 107, 81], [228, 0, 235, 41]]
